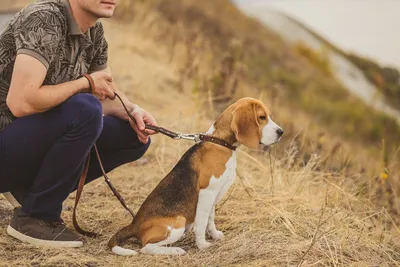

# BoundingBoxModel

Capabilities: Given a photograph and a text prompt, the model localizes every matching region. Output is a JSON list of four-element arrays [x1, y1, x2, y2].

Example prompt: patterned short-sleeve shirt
[[0, 0, 108, 131]]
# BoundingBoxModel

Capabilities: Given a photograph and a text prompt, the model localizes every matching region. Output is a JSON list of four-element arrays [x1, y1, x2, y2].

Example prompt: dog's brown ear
[[231, 102, 260, 148]]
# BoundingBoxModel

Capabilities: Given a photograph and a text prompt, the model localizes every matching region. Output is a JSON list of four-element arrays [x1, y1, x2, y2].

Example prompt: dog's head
[[230, 97, 283, 148]]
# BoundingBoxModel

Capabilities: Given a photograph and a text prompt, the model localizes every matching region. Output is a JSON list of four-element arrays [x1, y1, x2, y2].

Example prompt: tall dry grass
[[2, 125, 399, 266]]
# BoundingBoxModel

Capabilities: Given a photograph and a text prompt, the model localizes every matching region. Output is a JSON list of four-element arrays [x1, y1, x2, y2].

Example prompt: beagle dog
[[108, 97, 283, 256]]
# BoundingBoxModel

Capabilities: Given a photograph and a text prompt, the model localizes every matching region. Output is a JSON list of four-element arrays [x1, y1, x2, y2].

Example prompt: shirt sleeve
[[89, 22, 108, 72], [13, 10, 63, 70]]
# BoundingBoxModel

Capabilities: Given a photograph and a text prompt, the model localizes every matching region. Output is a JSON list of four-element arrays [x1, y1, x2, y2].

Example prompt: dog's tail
[[108, 223, 138, 256]]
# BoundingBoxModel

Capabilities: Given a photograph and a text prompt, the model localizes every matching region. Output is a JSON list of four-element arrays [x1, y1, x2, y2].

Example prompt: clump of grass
[[374, 139, 399, 220], [295, 41, 332, 75], [347, 53, 400, 108]]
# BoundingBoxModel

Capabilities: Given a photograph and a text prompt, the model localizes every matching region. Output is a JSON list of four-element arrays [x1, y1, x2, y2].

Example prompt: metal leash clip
[[173, 133, 184, 140], [173, 133, 204, 143], [194, 134, 202, 143]]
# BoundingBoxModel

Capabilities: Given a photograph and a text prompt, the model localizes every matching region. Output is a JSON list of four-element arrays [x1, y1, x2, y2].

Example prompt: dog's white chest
[[207, 152, 236, 191], [194, 153, 236, 243]]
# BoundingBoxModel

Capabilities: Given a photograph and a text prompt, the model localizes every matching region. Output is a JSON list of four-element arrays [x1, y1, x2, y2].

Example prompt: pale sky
[[234, 0, 400, 70]]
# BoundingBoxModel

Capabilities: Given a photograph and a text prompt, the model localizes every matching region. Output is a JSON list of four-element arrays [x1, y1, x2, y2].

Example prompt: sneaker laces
[[44, 218, 66, 229]]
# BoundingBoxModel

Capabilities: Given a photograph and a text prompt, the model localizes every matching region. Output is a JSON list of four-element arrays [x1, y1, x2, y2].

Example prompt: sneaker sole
[[2, 192, 21, 208], [7, 225, 83, 248]]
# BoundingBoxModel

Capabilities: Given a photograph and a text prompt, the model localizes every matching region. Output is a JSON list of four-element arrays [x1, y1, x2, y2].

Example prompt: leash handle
[[82, 74, 96, 95]]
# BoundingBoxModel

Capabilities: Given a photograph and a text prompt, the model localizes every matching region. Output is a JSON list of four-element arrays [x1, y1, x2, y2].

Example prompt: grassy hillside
[[0, 0, 399, 266], [115, 0, 400, 201], [347, 53, 400, 108], [125, 0, 400, 148], [272, 9, 400, 110]]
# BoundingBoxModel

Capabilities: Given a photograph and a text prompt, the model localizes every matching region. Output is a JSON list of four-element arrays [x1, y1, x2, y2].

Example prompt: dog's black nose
[[276, 128, 284, 137]]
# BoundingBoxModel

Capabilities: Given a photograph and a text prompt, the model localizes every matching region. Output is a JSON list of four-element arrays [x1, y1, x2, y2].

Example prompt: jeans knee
[[65, 94, 103, 136], [132, 137, 151, 160], [142, 137, 151, 154], [68, 93, 102, 113]]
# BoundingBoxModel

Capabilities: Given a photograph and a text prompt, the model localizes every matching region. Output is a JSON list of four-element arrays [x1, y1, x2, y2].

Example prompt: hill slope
[[239, 6, 400, 124], [116, 0, 400, 200]]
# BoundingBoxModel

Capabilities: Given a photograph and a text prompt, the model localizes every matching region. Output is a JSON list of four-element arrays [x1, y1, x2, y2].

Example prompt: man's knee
[[130, 137, 152, 161], [142, 137, 152, 155], [64, 94, 103, 135], [66, 93, 102, 116]]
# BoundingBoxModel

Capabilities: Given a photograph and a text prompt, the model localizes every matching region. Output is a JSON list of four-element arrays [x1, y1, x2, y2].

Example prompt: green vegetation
[[275, 9, 400, 109], [295, 41, 332, 75], [347, 53, 400, 107], [245, 40, 400, 148]]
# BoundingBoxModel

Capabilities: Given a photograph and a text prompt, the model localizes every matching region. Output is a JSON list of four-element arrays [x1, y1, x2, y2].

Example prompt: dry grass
[[1, 1, 400, 266], [1, 135, 400, 266]]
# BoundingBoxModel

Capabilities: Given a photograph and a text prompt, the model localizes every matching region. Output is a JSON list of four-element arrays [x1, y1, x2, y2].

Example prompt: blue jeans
[[0, 94, 151, 221]]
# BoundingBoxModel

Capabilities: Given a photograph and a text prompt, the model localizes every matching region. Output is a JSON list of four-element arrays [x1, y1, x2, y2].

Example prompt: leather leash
[[72, 76, 236, 237], [114, 93, 237, 151]]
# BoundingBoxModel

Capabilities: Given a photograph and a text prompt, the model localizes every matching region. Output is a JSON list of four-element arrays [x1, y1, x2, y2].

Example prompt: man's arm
[[6, 10, 94, 117], [6, 9, 114, 117], [6, 54, 90, 117], [6, 54, 116, 118]]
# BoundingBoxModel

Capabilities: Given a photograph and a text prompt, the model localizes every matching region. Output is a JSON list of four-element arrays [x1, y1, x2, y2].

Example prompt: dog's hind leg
[[139, 216, 186, 255], [108, 224, 138, 256], [140, 226, 186, 255]]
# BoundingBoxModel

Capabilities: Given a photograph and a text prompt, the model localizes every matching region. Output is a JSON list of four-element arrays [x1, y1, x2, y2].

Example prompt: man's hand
[[94, 66, 158, 144], [109, 104, 158, 144], [128, 105, 158, 144], [90, 71, 116, 100]]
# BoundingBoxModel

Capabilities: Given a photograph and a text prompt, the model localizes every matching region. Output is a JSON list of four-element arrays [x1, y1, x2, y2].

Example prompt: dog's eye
[[259, 115, 267, 120]]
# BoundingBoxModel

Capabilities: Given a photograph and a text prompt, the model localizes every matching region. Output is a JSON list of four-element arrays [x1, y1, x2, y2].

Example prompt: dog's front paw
[[197, 241, 212, 250], [211, 230, 224, 240]]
